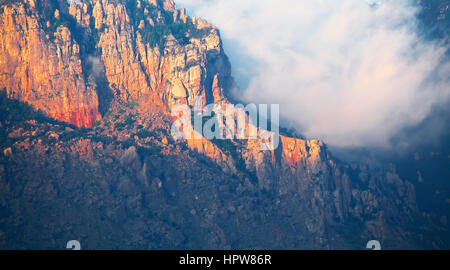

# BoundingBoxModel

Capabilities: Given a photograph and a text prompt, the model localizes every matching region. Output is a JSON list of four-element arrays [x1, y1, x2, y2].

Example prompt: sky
[[175, 0, 450, 148]]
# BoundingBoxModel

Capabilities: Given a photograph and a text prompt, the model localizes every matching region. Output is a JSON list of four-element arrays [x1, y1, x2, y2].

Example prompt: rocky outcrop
[[92, 0, 153, 101], [0, 0, 228, 127], [64, 0, 229, 109], [0, 1, 101, 128], [64, 0, 238, 170]]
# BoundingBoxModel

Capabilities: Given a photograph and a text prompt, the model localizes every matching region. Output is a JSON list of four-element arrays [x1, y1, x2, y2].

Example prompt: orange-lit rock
[[0, 3, 101, 128], [280, 136, 326, 166]]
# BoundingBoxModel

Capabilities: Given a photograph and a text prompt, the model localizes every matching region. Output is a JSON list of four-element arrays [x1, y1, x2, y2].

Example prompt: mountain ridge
[[0, 0, 447, 249]]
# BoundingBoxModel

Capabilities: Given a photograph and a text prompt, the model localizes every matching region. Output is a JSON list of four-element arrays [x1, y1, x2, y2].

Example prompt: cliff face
[[0, 1, 101, 128], [0, 0, 231, 129], [66, 0, 229, 109], [0, 0, 444, 249]]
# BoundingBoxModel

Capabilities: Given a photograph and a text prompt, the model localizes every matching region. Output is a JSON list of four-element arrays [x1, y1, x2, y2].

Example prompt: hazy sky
[[176, 0, 450, 148]]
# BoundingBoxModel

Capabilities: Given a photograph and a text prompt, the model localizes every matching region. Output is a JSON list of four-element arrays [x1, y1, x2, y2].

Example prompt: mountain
[[0, 0, 447, 249]]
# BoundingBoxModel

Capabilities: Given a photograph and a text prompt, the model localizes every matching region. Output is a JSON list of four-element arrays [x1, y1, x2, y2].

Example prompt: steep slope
[[0, 92, 427, 249], [0, 0, 101, 127], [0, 0, 447, 249]]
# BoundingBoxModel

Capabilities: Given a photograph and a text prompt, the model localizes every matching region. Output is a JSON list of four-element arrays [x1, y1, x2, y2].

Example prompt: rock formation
[[0, 0, 101, 128], [0, 0, 447, 249]]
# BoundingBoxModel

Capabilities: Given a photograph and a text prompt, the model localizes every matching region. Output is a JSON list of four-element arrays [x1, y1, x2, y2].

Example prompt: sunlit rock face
[[0, 1, 101, 128], [68, 0, 229, 110], [0, 0, 227, 127]]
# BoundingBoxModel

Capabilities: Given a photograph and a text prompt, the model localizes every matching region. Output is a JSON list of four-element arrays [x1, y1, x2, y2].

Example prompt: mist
[[176, 0, 450, 148]]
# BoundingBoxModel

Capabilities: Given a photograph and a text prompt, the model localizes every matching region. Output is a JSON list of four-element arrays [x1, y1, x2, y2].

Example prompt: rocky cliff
[[0, 1, 101, 127], [0, 0, 447, 249], [0, 0, 229, 127]]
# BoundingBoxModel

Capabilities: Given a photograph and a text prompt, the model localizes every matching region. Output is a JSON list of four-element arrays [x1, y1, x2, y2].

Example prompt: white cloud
[[176, 0, 450, 147]]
